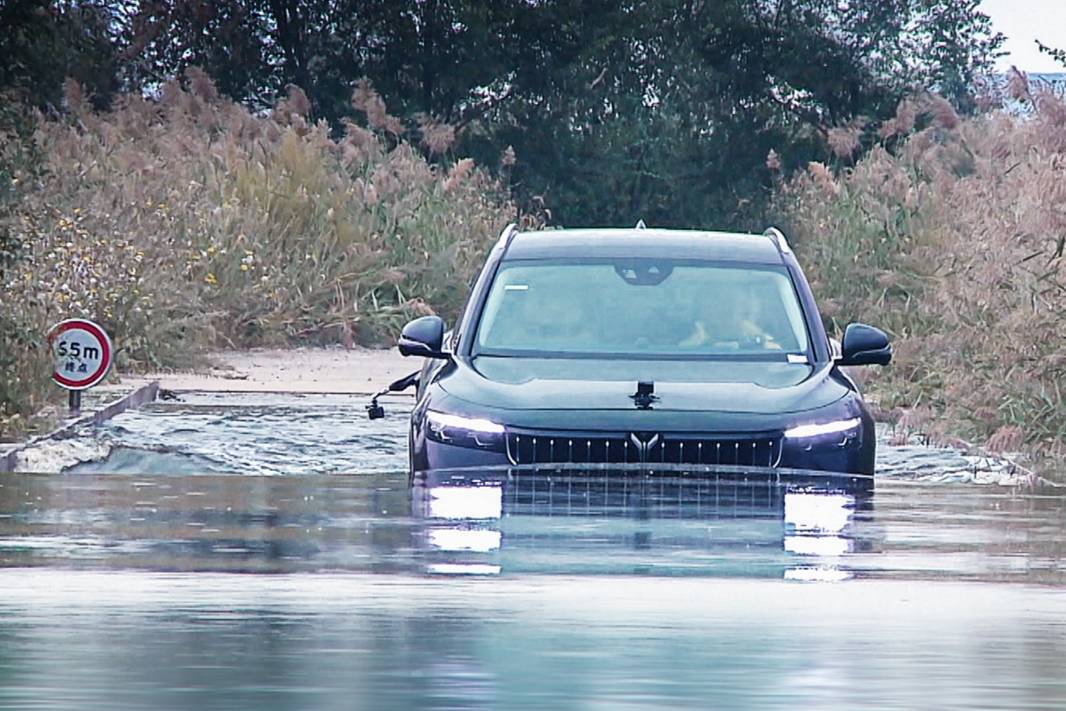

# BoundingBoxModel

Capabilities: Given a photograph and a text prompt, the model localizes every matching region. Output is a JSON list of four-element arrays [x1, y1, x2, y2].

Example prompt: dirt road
[[97, 347, 415, 395]]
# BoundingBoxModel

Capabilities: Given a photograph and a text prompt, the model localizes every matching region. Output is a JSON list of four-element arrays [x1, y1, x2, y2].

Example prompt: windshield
[[474, 259, 810, 359]]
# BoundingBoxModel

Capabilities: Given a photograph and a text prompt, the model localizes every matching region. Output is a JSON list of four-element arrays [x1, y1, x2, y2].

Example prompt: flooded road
[[1, 393, 1064, 709]]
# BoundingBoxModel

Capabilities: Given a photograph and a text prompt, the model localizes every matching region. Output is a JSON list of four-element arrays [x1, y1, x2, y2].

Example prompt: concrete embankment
[[1, 381, 160, 472]]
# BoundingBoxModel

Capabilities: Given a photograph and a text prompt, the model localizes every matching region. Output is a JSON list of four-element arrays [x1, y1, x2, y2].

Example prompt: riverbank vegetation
[[2, 2, 1062, 476], [0, 75, 518, 435], [778, 80, 1066, 468], [2, 1, 1001, 230]]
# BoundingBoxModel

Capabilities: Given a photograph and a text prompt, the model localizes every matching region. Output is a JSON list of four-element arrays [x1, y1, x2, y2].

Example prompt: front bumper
[[414, 428, 874, 478], [411, 395, 876, 477]]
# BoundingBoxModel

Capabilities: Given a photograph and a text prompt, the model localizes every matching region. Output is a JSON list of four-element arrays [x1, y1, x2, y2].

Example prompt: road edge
[[1, 381, 160, 473]]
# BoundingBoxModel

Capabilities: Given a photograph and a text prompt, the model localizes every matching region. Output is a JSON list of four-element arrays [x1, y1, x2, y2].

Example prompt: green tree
[[0, 0, 124, 109], [482, 0, 1003, 228]]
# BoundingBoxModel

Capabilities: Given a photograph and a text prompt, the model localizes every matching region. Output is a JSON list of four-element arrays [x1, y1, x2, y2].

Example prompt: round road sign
[[47, 318, 113, 390]]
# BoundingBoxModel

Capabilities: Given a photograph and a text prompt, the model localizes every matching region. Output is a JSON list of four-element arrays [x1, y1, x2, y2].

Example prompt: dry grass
[[0, 71, 521, 438], [778, 84, 1066, 473], [7, 67, 1064, 479]]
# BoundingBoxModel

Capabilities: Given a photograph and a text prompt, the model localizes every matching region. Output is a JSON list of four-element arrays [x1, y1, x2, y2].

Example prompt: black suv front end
[[375, 225, 890, 488]]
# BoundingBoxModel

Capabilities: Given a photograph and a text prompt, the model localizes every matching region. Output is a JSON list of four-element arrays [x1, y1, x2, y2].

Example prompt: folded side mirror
[[398, 315, 448, 358], [838, 323, 892, 366]]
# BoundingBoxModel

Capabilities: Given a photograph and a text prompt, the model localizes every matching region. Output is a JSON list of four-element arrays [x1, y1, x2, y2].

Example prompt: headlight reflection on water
[[426, 528, 502, 552], [784, 492, 854, 533], [424, 485, 504, 576], [783, 566, 854, 582], [427, 484, 503, 520], [426, 563, 502, 576], [418, 481, 863, 581], [783, 491, 857, 581]]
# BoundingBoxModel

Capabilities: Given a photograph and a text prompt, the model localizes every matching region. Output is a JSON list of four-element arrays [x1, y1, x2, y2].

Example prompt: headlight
[[425, 410, 506, 451], [784, 417, 861, 440]]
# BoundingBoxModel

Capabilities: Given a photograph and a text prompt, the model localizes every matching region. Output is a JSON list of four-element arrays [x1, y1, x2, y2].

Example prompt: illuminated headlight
[[784, 417, 861, 440], [426, 410, 506, 450]]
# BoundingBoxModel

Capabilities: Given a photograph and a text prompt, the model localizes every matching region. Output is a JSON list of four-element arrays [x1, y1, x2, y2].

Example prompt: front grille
[[506, 430, 783, 468], [507, 433, 633, 465]]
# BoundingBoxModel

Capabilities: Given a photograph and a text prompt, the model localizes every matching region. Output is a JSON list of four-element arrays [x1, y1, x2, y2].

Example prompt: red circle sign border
[[47, 318, 113, 390]]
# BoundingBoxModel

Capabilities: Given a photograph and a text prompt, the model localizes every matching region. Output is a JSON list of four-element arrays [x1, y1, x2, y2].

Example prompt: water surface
[[1, 393, 1064, 709]]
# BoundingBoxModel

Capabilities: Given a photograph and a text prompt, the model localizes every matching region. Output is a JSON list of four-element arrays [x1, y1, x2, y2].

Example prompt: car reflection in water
[[411, 467, 876, 581]]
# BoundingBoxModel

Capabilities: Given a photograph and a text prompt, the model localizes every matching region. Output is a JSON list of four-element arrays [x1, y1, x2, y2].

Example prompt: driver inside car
[[678, 283, 782, 351]]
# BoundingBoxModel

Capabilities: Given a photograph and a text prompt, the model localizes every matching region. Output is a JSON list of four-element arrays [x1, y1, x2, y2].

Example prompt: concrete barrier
[[0, 381, 160, 473]]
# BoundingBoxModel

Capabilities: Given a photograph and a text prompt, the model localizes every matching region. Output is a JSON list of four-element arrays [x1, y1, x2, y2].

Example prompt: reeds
[[778, 87, 1066, 470], [0, 72, 519, 437]]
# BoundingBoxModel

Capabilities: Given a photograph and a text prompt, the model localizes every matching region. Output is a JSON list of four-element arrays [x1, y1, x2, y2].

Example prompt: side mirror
[[398, 315, 448, 358], [838, 323, 891, 366]]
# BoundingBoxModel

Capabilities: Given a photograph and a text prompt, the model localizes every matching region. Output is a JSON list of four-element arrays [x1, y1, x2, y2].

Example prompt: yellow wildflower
[[205, 273, 217, 285]]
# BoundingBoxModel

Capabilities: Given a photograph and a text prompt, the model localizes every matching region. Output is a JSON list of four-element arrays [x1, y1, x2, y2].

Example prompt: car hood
[[438, 356, 848, 415]]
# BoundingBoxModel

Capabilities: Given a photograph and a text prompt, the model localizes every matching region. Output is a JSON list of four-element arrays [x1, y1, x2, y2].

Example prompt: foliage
[[0, 75, 518, 437], [777, 82, 1066, 466], [0, 0, 124, 110], [0, 95, 50, 435], [0, 95, 39, 270], [490, 0, 1002, 228], [48, 0, 1004, 229], [1036, 40, 1066, 69]]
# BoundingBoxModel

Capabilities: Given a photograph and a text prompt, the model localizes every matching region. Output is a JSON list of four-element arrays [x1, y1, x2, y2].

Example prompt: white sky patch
[[983, 0, 1066, 72]]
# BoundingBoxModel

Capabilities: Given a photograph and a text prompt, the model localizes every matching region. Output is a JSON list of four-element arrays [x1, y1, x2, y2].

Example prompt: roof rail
[[497, 222, 519, 256], [763, 226, 792, 255]]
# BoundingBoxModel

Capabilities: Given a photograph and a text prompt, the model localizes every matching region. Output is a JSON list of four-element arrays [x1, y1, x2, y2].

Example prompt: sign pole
[[69, 390, 81, 415]]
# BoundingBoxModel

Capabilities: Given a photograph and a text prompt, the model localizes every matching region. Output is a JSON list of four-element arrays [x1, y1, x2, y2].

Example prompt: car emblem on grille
[[628, 432, 661, 462]]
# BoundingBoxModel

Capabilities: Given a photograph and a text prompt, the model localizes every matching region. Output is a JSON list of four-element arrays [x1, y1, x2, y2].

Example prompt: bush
[[0, 71, 521, 438], [777, 83, 1066, 467]]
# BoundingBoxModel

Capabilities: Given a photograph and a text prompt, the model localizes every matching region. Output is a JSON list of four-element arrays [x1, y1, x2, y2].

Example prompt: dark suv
[[384, 225, 891, 483]]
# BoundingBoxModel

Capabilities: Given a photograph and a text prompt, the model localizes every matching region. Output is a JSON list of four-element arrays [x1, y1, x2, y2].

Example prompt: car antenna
[[634, 219, 647, 230]]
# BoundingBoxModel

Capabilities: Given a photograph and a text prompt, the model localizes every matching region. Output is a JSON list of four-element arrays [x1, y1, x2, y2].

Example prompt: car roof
[[503, 228, 785, 264]]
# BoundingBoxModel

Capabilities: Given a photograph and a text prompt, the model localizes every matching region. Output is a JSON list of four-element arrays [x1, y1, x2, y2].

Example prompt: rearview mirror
[[398, 315, 448, 358], [838, 323, 891, 366]]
